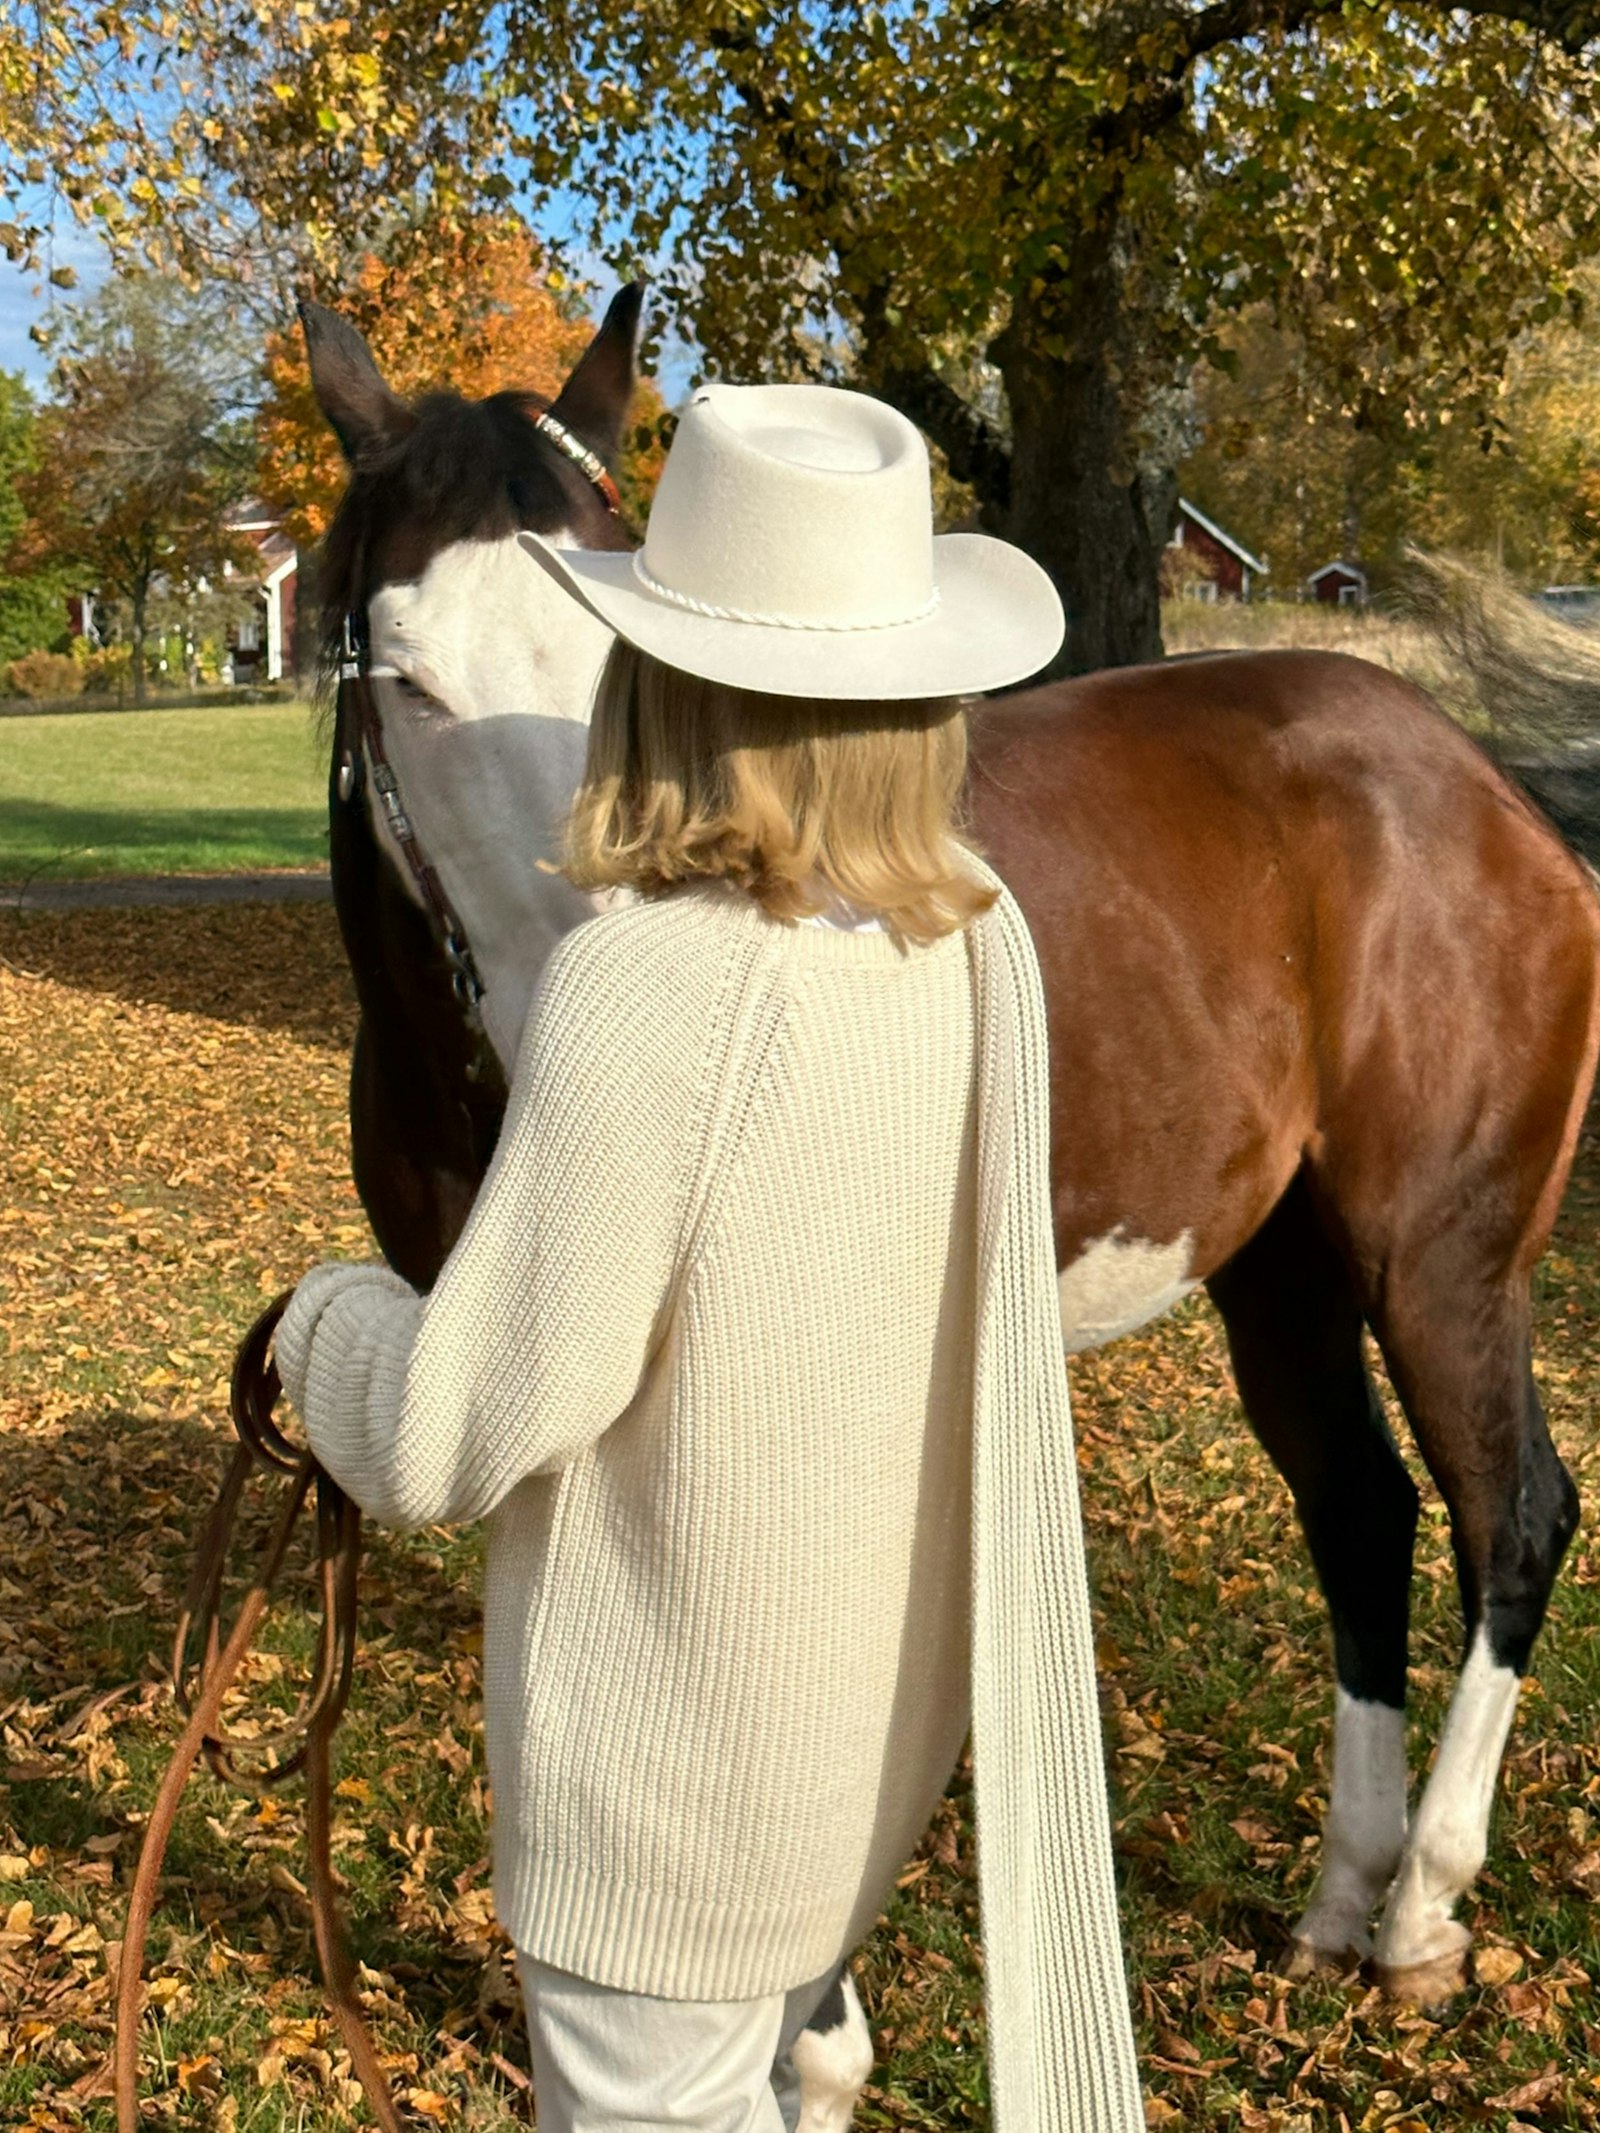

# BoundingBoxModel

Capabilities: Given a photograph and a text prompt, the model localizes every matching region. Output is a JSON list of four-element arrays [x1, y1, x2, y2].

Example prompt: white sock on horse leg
[[791, 1974, 872, 2133], [1376, 1624, 1520, 1974], [1294, 1687, 1408, 1960]]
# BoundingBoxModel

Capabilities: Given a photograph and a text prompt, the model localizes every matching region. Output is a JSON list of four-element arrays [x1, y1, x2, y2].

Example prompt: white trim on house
[[263, 551, 296, 682], [1308, 561, 1369, 589], [1173, 498, 1267, 578]]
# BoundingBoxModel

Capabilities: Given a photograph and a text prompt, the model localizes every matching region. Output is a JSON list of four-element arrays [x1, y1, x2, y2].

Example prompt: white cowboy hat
[[518, 382, 1064, 699]]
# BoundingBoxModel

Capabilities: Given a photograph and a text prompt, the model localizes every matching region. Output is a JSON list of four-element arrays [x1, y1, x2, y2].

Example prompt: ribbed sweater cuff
[[496, 1844, 852, 2003], [274, 1261, 413, 1413]]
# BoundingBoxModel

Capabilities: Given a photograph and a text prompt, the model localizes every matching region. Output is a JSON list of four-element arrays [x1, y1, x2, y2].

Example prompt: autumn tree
[[9, 2, 1600, 673], [494, 3, 1600, 673], [12, 278, 254, 701], [0, 375, 71, 664], [1183, 284, 1600, 594]]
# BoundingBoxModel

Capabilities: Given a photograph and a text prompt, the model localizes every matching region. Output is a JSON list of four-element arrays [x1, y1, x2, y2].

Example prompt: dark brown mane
[[316, 387, 624, 685]]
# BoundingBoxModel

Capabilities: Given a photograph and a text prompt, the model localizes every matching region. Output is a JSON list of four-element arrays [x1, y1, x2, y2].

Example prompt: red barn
[[1165, 499, 1266, 602], [1307, 561, 1369, 607]]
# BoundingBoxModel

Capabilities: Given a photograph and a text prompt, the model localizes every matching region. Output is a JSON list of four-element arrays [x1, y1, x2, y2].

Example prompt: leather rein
[[115, 408, 621, 2130]]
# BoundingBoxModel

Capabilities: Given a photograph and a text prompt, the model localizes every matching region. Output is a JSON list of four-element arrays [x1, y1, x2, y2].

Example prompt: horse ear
[[298, 298, 415, 465], [547, 283, 646, 464]]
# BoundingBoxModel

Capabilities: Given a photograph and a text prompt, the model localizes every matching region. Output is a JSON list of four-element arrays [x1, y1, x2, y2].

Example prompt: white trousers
[[516, 1952, 847, 2133]]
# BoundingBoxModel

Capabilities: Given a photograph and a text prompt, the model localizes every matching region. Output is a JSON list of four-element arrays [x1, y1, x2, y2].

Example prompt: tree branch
[[705, 21, 1013, 507], [869, 350, 1013, 511], [1087, 0, 1600, 162]]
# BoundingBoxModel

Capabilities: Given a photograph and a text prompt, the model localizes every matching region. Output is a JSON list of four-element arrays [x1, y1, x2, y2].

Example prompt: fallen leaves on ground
[[3, 903, 1600, 2129]]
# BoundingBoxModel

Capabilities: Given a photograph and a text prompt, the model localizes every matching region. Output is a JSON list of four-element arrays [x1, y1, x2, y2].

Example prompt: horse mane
[[315, 386, 569, 692]]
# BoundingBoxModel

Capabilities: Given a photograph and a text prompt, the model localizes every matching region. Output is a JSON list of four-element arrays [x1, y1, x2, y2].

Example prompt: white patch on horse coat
[[1294, 1689, 1408, 1959], [790, 1974, 873, 2133], [1057, 1227, 1197, 1351], [364, 534, 615, 1069], [1375, 1626, 1520, 1972]]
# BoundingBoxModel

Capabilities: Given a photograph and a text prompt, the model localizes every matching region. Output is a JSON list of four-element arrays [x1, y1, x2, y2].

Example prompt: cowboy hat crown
[[521, 381, 1063, 700]]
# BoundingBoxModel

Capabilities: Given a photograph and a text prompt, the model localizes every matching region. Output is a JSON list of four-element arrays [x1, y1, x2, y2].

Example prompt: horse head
[[301, 287, 642, 1281], [303, 286, 642, 1075]]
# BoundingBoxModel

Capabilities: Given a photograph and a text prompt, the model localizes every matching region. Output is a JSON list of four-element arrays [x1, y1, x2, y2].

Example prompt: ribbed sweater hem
[[495, 1844, 853, 2001]]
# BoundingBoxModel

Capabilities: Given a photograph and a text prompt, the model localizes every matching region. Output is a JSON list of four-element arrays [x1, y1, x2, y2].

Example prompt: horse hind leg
[[1207, 1174, 1419, 1971], [775, 1969, 873, 2133], [1367, 1273, 1578, 2003]]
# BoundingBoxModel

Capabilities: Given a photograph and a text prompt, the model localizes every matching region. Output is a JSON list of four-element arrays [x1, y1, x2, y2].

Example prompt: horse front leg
[[1207, 1175, 1418, 1970]]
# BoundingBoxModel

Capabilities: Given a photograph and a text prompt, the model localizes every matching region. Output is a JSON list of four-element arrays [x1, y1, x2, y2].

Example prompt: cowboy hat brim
[[518, 531, 1064, 700]]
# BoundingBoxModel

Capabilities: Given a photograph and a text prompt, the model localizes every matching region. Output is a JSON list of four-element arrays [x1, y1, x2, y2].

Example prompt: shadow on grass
[[0, 797, 328, 879], [0, 900, 356, 1048]]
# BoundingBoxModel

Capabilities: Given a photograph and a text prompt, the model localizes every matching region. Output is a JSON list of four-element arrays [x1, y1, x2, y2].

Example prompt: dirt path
[[0, 869, 331, 911]]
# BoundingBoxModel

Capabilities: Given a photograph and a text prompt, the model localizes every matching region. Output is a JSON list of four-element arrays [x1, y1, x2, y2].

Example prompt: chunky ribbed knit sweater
[[275, 874, 1142, 2131]]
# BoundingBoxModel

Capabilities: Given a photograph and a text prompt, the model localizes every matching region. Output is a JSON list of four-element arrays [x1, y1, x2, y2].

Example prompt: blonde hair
[[562, 644, 996, 945]]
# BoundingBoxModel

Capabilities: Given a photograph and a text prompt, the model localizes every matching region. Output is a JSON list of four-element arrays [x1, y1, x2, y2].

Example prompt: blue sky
[[0, 155, 697, 399], [0, 218, 106, 387], [0, 220, 696, 404]]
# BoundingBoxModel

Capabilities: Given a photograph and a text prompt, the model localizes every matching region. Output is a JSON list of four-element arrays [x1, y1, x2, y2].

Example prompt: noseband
[[334, 409, 623, 1036]]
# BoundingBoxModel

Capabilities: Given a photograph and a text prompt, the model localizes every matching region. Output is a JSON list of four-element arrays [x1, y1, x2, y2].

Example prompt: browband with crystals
[[533, 409, 622, 515]]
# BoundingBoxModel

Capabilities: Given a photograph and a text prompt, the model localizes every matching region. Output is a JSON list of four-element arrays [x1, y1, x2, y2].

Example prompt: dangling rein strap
[[115, 1302, 404, 2133]]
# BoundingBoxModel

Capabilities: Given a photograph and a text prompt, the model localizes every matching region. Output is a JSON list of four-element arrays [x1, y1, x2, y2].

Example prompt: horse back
[[969, 650, 1600, 1286]]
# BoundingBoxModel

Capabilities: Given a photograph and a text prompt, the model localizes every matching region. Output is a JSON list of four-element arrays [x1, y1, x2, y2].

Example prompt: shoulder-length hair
[[562, 643, 996, 945]]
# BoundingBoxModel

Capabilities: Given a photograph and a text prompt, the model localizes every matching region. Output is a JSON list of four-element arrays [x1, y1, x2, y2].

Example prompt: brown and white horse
[[300, 290, 1600, 2069]]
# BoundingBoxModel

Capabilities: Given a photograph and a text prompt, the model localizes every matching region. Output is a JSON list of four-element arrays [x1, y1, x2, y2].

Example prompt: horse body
[[975, 654, 1600, 1983], [302, 295, 1600, 2028]]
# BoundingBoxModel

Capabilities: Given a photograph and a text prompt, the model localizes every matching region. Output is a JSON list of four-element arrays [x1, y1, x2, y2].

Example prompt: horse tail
[[1403, 551, 1600, 866]]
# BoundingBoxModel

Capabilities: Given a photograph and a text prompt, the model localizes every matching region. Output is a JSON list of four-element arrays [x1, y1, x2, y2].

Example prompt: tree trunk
[[991, 259, 1176, 680], [130, 579, 148, 706], [292, 543, 320, 688]]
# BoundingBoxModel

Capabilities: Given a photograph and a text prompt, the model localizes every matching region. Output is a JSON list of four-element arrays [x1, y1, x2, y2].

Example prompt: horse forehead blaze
[[368, 533, 614, 726]]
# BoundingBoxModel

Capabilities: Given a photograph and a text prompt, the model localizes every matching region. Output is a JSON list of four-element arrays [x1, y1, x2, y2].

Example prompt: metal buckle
[[443, 928, 485, 1006]]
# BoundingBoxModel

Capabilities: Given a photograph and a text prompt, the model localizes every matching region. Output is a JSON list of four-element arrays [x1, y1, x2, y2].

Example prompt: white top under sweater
[[275, 872, 1142, 2132]]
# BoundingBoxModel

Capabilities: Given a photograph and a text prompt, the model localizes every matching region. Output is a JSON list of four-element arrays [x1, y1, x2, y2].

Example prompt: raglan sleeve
[[273, 914, 713, 1529]]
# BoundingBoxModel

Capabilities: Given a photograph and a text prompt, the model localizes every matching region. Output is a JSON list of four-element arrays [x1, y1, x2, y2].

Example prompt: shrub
[[5, 649, 82, 699], [77, 645, 132, 695]]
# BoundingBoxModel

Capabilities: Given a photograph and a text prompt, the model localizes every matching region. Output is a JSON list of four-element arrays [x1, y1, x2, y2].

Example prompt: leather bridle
[[116, 411, 624, 2130], [337, 607, 489, 1033]]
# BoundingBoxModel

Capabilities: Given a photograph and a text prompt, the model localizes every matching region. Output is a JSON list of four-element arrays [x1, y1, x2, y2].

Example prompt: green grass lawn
[[0, 703, 328, 881]]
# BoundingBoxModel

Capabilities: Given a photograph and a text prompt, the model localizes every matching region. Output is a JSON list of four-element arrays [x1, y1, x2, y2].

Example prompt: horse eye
[[383, 667, 450, 714]]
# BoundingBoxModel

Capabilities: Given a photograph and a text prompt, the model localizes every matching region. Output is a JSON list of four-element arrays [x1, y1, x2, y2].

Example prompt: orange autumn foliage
[[257, 223, 666, 548]]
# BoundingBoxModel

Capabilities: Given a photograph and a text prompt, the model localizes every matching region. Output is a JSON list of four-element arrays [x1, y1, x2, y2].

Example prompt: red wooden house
[[1307, 561, 1369, 607], [1165, 499, 1267, 602]]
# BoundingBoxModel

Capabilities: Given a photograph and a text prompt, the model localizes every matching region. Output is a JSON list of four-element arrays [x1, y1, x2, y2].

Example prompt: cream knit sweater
[[275, 875, 1142, 2131]]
